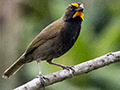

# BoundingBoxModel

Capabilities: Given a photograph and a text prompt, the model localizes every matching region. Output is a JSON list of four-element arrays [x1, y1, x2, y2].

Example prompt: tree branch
[[14, 51, 120, 90]]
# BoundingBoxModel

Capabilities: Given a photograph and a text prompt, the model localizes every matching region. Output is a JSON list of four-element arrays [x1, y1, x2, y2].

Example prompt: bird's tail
[[2, 54, 27, 79]]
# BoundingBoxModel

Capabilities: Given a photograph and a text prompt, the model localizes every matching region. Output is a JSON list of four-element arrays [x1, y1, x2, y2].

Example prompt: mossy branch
[[14, 51, 120, 90]]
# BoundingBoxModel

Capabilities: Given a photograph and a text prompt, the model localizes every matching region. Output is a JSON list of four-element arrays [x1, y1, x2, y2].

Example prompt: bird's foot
[[62, 66, 75, 76], [62, 66, 74, 70], [40, 76, 45, 89], [36, 75, 48, 80], [36, 75, 46, 89], [107, 52, 115, 56]]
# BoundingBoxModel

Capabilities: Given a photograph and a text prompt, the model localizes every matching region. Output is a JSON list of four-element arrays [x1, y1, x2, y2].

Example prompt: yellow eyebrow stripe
[[71, 3, 79, 7]]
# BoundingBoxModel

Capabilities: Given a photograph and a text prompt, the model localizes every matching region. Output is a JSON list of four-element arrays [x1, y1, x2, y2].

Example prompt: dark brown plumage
[[2, 2, 84, 87]]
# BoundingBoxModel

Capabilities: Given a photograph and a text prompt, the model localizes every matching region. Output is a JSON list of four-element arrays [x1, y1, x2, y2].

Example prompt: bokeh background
[[0, 0, 120, 90]]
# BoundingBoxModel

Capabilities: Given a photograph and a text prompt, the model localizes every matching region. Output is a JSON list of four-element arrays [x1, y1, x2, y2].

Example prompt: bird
[[2, 2, 84, 88]]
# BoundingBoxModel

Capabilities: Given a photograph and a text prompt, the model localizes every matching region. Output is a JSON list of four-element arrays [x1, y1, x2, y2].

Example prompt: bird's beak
[[75, 4, 84, 11]]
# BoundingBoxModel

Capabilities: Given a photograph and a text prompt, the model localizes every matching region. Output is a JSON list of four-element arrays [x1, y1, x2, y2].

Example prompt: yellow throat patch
[[73, 11, 84, 20]]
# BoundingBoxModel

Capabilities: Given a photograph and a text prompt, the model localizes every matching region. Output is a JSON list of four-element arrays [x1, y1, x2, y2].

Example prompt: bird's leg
[[37, 59, 45, 89], [47, 60, 75, 71]]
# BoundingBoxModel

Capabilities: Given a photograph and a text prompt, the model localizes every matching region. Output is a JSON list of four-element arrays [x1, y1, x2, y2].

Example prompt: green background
[[0, 0, 120, 90]]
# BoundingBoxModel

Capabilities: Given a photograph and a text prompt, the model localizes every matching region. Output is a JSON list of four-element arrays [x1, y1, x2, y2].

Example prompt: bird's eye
[[69, 5, 76, 10], [69, 5, 73, 9]]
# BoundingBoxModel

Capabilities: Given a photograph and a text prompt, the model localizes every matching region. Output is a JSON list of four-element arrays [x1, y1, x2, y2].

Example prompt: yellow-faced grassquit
[[2, 2, 84, 87]]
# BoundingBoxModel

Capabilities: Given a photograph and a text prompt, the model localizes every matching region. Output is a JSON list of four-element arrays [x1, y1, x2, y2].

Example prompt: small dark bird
[[2, 2, 84, 87]]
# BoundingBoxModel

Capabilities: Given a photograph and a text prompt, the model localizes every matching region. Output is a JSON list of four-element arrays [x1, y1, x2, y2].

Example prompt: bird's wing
[[25, 19, 63, 54]]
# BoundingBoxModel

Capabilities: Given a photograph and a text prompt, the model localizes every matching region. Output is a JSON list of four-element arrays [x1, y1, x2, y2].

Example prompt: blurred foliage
[[0, 0, 120, 90]]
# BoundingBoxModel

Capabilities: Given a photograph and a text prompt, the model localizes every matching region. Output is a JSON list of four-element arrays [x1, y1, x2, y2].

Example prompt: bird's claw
[[107, 52, 115, 56], [36, 76, 49, 80], [62, 66, 74, 70], [62, 66, 75, 76], [36, 75, 47, 89], [38, 76, 45, 89]]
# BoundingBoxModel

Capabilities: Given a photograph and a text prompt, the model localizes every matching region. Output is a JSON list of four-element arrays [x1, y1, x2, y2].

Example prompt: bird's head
[[64, 2, 84, 21]]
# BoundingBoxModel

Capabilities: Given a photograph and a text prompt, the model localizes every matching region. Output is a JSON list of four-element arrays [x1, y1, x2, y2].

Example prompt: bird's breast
[[54, 21, 81, 57]]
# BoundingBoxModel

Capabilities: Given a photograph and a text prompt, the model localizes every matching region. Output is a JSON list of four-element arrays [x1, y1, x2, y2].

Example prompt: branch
[[14, 51, 120, 90]]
